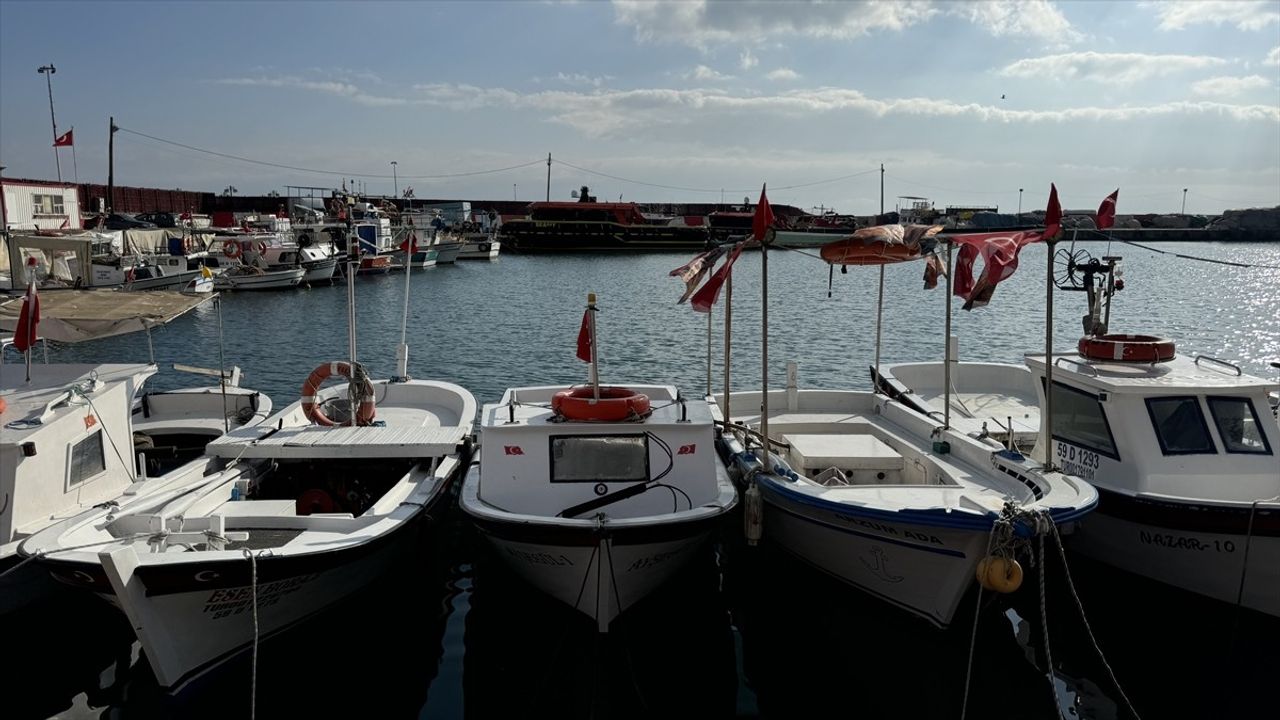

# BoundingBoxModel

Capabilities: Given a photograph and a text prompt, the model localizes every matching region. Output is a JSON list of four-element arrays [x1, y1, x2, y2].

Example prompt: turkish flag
[[13, 260, 40, 353], [752, 183, 774, 242], [576, 308, 592, 362], [399, 231, 418, 253], [1096, 189, 1119, 231], [689, 239, 746, 313], [53, 129, 73, 147]]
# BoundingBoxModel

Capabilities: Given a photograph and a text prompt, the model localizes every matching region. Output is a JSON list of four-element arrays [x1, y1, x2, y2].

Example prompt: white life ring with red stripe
[[301, 361, 376, 426], [1077, 334, 1176, 363], [551, 386, 651, 422]]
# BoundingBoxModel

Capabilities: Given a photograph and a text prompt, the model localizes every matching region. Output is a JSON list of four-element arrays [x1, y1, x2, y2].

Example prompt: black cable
[[115, 126, 545, 179], [556, 157, 880, 195]]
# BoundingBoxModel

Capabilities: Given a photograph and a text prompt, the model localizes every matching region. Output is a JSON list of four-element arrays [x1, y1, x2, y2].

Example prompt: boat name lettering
[[504, 547, 573, 566], [202, 573, 319, 619], [834, 514, 943, 545], [627, 548, 684, 572], [1138, 531, 1235, 553], [1056, 442, 1100, 472]]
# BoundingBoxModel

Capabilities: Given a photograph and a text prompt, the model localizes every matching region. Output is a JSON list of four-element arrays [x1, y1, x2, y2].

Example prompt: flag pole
[[759, 234, 771, 474], [705, 307, 712, 397], [588, 292, 599, 402], [70, 126, 79, 185], [943, 239, 952, 431], [875, 163, 885, 382], [723, 274, 732, 424], [396, 221, 413, 380], [1043, 235, 1060, 471]]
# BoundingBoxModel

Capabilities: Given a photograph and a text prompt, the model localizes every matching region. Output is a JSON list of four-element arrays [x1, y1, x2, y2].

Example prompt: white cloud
[[1149, 1, 1280, 31], [214, 76, 407, 106], [688, 65, 734, 81], [952, 0, 1080, 43], [1000, 51, 1228, 84], [766, 68, 801, 81], [549, 72, 614, 87], [1191, 75, 1273, 97], [739, 49, 758, 70], [611, 0, 1077, 47], [1265, 47, 1280, 66]]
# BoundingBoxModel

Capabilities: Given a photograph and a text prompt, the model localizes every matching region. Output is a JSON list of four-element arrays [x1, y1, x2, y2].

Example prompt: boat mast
[[588, 292, 599, 402], [345, 195, 359, 426], [1042, 233, 1061, 471], [874, 163, 885, 379], [760, 234, 771, 473], [723, 274, 733, 423], [396, 219, 413, 380]]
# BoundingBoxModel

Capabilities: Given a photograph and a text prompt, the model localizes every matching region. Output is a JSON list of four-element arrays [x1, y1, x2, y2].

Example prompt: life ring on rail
[[223, 241, 243, 259], [551, 386, 651, 422], [183, 236, 202, 254], [249, 239, 268, 256], [1077, 334, 1176, 363], [301, 361, 376, 427]]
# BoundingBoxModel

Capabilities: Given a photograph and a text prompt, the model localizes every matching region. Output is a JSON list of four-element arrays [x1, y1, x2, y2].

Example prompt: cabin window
[[1145, 397, 1216, 455], [549, 435, 649, 483], [68, 430, 106, 486], [1207, 397, 1272, 455], [32, 193, 66, 216], [1045, 380, 1119, 459]]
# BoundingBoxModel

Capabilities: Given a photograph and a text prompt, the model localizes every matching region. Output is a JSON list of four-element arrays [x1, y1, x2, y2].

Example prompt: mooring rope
[[1036, 517, 1064, 718], [959, 515, 1001, 720]]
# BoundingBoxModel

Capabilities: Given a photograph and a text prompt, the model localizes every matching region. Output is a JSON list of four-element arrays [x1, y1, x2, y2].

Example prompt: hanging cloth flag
[[1044, 183, 1062, 239], [669, 246, 725, 304], [13, 258, 40, 353], [950, 231, 1042, 310], [752, 183, 775, 243], [399, 231, 419, 254], [576, 307, 593, 362], [690, 240, 745, 313], [53, 129, 73, 147], [1096, 189, 1119, 230]]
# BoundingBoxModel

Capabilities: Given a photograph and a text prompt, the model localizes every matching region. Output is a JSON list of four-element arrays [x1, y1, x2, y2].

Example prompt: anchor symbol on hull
[[861, 545, 904, 583]]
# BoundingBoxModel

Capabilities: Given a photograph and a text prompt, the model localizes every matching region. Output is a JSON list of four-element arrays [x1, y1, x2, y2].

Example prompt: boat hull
[[500, 222, 711, 253], [300, 257, 338, 283], [470, 513, 719, 632], [757, 478, 989, 627], [213, 269, 304, 291], [409, 249, 439, 268], [433, 241, 463, 264], [458, 237, 499, 260], [1069, 489, 1280, 617]]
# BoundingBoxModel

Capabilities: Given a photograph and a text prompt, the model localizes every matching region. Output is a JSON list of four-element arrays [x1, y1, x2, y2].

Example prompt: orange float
[[552, 386, 651, 422], [1078, 334, 1176, 363]]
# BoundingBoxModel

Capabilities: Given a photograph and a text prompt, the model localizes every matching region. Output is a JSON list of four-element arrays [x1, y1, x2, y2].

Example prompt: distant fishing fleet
[[0, 183, 1277, 700]]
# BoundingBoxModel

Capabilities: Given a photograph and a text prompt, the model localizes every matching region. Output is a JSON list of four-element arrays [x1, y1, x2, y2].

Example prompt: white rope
[[1037, 519, 1064, 718], [244, 548, 266, 720], [959, 518, 1000, 720]]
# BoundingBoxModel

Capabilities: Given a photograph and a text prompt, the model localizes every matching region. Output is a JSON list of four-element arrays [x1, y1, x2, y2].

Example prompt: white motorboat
[[260, 243, 339, 284], [460, 296, 737, 631], [456, 231, 500, 260], [22, 372, 474, 688], [432, 233, 463, 264], [0, 291, 272, 614], [716, 362, 1098, 627], [213, 264, 305, 291]]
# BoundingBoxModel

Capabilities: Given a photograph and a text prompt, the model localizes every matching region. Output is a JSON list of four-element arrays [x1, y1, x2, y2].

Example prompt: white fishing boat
[[0, 291, 272, 614], [460, 296, 737, 631], [457, 231, 500, 260], [432, 233, 463, 264], [212, 264, 305, 291], [259, 242, 339, 284], [716, 362, 1097, 627], [21, 247, 476, 690], [875, 252, 1280, 617]]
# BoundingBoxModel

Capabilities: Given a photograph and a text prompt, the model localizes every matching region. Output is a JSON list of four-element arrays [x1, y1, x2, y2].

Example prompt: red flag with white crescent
[[13, 259, 40, 353], [1096, 189, 1119, 231], [53, 129, 73, 147]]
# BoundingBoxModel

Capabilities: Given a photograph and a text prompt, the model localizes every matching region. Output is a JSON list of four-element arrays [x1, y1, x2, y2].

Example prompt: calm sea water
[[4, 241, 1279, 719]]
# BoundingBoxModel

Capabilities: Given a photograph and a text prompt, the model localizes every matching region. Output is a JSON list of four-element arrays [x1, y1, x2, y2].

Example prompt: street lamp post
[[1018, 188, 1023, 217], [513, 184, 517, 201], [391, 161, 398, 197], [1182, 188, 1188, 215], [37, 64, 61, 182]]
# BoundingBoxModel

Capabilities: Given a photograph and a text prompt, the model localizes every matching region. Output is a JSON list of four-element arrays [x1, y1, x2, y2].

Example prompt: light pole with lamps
[[391, 161, 398, 197], [1018, 188, 1023, 217], [37, 64, 61, 182], [1182, 188, 1188, 215]]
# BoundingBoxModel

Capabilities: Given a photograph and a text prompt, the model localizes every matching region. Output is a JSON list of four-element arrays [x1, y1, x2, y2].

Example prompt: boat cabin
[[478, 385, 721, 519], [1027, 352, 1279, 502]]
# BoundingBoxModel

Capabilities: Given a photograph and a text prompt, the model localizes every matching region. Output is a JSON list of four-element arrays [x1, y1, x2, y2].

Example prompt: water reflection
[[463, 525, 738, 719]]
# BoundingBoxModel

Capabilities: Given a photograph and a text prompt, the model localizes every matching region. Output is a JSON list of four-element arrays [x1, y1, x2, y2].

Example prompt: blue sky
[[2, 0, 1278, 214]]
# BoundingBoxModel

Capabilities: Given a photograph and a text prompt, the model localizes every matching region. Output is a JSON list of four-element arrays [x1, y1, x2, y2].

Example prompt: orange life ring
[[552, 386, 651, 422], [223, 241, 243, 259], [819, 237, 918, 266], [1078, 334, 1176, 363], [300, 361, 376, 426]]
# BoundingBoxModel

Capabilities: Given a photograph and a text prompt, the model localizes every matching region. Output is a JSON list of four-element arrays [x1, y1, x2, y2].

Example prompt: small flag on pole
[[1044, 183, 1062, 239], [53, 129, 73, 147], [669, 246, 725, 304], [14, 258, 40, 353], [399, 231, 419, 254], [1096, 189, 1119, 231], [576, 307, 592, 362]]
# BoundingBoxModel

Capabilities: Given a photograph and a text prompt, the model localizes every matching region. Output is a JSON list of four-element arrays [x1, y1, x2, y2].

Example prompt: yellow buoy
[[975, 556, 1024, 594]]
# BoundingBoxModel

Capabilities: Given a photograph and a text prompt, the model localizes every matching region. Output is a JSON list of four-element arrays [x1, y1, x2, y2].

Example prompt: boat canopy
[[0, 289, 209, 343]]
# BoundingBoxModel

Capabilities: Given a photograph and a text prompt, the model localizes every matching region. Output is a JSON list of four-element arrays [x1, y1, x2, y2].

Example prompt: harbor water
[[4, 241, 1278, 719]]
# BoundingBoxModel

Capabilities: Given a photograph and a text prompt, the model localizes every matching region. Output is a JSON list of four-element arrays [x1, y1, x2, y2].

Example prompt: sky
[[1, 0, 1278, 215]]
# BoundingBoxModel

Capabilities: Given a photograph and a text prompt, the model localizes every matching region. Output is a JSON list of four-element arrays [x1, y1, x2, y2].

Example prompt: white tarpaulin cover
[[0, 289, 210, 343]]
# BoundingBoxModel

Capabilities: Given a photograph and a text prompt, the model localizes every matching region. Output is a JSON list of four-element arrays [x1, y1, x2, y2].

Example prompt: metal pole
[[108, 118, 116, 213], [874, 266, 885, 380], [391, 161, 398, 197], [588, 292, 599, 402], [723, 275, 732, 423], [879, 163, 884, 220], [546, 153, 552, 201], [705, 307, 712, 397], [39, 65, 60, 182], [346, 257, 358, 427], [216, 295, 229, 433], [397, 225, 412, 379], [1044, 237, 1059, 470], [1018, 189, 1023, 217], [760, 239, 771, 473], [943, 240, 953, 430], [70, 125, 79, 185], [1182, 189, 1188, 215]]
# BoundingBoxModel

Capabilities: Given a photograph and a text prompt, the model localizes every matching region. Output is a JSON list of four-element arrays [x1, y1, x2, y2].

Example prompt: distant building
[[1, 178, 80, 231]]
